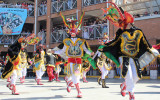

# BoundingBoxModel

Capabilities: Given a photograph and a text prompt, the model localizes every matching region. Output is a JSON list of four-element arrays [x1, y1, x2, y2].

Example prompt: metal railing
[[38, 32, 46, 45], [82, 0, 107, 7], [0, 4, 34, 16], [51, 0, 77, 13], [0, 33, 30, 45], [38, 5, 47, 16], [50, 29, 69, 43], [82, 24, 108, 40]]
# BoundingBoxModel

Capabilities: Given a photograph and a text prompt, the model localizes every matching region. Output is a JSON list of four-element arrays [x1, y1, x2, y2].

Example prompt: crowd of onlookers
[[0, 1, 34, 16], [133, 11, 160, 18]]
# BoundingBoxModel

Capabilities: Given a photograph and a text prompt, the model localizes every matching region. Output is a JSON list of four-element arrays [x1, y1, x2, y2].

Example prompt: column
[[46, 0, 52, 50], [77, 0, 83, 37]]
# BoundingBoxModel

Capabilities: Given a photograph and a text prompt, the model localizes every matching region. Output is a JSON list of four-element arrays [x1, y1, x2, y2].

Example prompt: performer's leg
[[72, 74, 82, 98], [36, 68, 43, 85], [101, 66, 109, 88], [66, 63, 73, 92], [97, 66, 102, 85], [47, 66, 54, 82], [22, 67, 27, 82], [19, 68, 24, 83], [119, 57, 127, 96], [7, 77, 11, 82], [55, 66, 61, 82], [10, 70, 19, 95], [71, 64, 82, 98], [127, 58, 139, 100], [82, 71, 88, 83]]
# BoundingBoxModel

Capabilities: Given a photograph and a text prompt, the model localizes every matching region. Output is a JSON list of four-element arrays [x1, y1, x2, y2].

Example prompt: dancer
[[93, 36, 111, 88], [1, 37, 28, 95], [54, 54, 62, 82], [82, 60, 90, 83], [52, 12, 94, 98], [34, 44, 46, 85], [100, 2, 159, 100], [19, 48, 30, 83], [1, 34, 41, 95], [45, 49, 56, 82]]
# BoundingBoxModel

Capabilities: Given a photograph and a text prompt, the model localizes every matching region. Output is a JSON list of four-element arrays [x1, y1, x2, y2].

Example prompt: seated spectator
[[28, 3, 33, 16], [22, 1, 28, 10], [83, 28, 89, 39], [143, 11, 150, 16], [16, 2, 21, 8], [154, 11, 159, 14]]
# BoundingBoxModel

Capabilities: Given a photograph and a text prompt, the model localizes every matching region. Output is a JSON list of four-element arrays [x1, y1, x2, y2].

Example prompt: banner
[[0, 8, 27, 35]]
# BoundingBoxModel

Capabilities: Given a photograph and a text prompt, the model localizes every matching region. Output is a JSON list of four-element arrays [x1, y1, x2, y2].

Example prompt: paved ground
[[0, 77, 160, 100]]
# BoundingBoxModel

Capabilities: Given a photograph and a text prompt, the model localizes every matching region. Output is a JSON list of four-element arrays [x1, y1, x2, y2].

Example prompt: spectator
[[22, 2, 28, 10], [83, 28, 89, 39], [28, 3, 33, 16], [143, 11, 150, 16], [154, 11, 159, 14], [16, 2, 21, 8]]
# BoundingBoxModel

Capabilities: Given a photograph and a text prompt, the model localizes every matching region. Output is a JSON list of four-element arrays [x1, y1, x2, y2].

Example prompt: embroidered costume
[[45, 49, 56, 82], [1, 33, 41, 95], [52, 12, 94, 98], [100, 2, 159, 100], [19, 48, 30, 83], [34, 44, 46, 85], [93, 36, 111, 88], [54, 54, 62, 82]]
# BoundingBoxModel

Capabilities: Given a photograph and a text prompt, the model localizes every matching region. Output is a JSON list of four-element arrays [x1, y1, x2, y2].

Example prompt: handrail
[[51, 0, 77, 13], [82, 0, 106, 7]]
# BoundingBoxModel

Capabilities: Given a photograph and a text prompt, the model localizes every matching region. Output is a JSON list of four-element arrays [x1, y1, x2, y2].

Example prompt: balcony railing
[[82, 24, 108, 40], [82, 0, 107, 7], [0, 4, 34, 16], [0, 33, 30, 45], [38, 32, 46, 45], [50, 29, 69, 43], [38, 5, 47, 16], [51, 0, 77, 13]]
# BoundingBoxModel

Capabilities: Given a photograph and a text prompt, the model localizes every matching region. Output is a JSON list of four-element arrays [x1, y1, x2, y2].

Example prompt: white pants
[[98, 65, 109, 79], [55, 65, 61, 75], [36, 67, 45, 79], [69, 63, 81, 84], [11, 70, 18, 85], [21, 67, 27, 77], [83, 71, 87, 78], [119, 57, 139, 92]]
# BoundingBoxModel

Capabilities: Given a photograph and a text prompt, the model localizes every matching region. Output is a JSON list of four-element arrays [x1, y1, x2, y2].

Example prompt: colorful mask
[[60, 12, 84, 36], [101, 2, 134, 29]]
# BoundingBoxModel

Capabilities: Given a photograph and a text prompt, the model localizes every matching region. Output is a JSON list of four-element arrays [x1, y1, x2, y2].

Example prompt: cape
[[1, 41, 21, 79], [99, 27, 159, 69]]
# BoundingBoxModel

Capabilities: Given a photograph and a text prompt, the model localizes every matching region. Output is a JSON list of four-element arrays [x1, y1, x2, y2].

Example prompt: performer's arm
[[82, 43, 92, 55], [54, 45, 66, 55], [104, 28, 122, 46]]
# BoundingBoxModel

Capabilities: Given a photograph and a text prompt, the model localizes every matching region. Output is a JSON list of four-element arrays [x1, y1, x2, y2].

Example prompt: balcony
[[38, 5, 47, 16], [51, 0, 77, 13], [38, 32, 46, 45], [0, 4, 34, 17], [0, 33, 30, 45], [82, 0, 107, 7], [50, 24, 108, 43], [82, 24, 108, 40], [50, 29, 69, 43]]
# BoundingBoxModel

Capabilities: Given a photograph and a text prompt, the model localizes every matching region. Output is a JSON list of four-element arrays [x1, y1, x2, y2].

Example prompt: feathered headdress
[[101, 2, 134, 29], [60, 11, 85, 35], [18, 33, 41, 45]]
